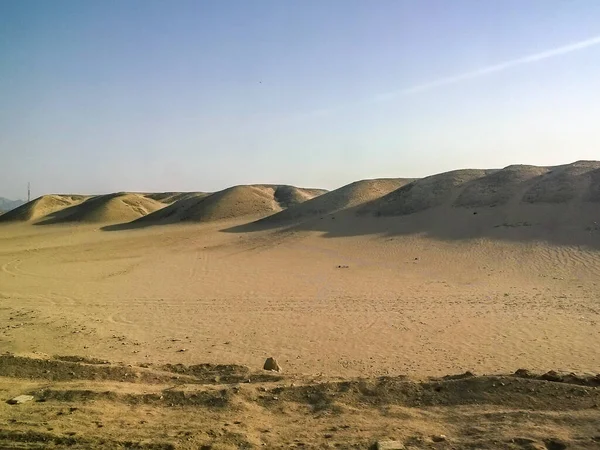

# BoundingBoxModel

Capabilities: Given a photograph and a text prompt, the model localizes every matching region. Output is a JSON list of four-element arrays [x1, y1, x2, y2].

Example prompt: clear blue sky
[[2, 0, 600, 199]]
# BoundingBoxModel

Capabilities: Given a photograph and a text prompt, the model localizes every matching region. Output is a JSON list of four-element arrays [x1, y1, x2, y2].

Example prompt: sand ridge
[[133, 184, 326, 225], [360, 161, 600, 218], [522, 160, 600, 204], [359, 170, 489, 216], [35, 193, 167, 224], [254, 178, 414, 226], [0, 194, 90, 223], [143, 192, 208, 204]]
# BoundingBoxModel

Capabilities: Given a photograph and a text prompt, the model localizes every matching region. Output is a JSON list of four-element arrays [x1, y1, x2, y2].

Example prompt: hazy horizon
[[3, 0, 600, 200]]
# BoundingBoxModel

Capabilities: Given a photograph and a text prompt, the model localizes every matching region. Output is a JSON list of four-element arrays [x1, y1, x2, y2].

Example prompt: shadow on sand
[[101, 221, 157, 231], [221, 201, 600, 251]]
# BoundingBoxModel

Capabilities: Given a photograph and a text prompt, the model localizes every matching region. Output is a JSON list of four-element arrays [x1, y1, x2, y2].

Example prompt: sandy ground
[[1, 219, 599, 448], [1, 220, 599, 377]]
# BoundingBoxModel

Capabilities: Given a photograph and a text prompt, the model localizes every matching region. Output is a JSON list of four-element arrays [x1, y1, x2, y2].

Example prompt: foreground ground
[[0, 219, 599, 447], [1, 354, 599, 449]]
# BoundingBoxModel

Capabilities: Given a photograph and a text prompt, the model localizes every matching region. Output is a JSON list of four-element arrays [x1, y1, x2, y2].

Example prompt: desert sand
[[1, 162, 599, 448]]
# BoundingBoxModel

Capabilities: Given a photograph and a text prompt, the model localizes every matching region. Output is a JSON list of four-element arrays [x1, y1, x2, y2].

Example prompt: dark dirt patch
[[161, 363, 283, 384], [264, 374, 600, 411], [54, 355, 110, 365], [0, 429, 175, 449], [34, 387, 234, 408], [0, 355, 171, 384]]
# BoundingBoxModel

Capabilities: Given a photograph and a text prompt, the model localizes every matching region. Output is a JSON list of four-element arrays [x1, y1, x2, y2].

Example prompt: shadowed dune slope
[[133, 185, 325, 225], [454, 165, 550, 207], [254, 178, 414, 226], [0, 195, 89, 223], [359, 170, 489, 216], [143, 192, 207, 204], [522, 160, 600, 204], [278, 161, 600, 248], [359, 161, 600, 217], [35, 193, 166, 224]]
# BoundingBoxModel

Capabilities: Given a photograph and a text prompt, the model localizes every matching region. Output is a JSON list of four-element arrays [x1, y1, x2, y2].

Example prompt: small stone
[[7, 395, 34, 405], [432, 434, 447, 442], [263, 357, 282, 372], [177, 348, 187, 352]]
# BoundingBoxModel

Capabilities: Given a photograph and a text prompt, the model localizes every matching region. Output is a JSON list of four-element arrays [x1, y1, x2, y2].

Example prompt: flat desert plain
[[1, 163, 600, 449]]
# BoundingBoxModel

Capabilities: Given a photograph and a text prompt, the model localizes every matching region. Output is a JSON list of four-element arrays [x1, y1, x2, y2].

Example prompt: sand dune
[[359, 170, 488, 216], [143, 191, 206, 204], [454, 165, 549, 207], [254, 178, 413, 226], [523, 160, 600, 204], [0, 194, 89, 223], [133, 185, 325, 225], [36, 193, 166, 224], [358, 161, 600, 218]]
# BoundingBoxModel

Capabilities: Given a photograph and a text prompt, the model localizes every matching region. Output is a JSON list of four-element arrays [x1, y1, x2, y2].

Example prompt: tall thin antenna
[[27, 182, 30, 202]]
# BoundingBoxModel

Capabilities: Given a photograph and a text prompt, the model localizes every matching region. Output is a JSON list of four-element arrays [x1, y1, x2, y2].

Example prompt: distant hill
[[0, 197, 25, 212]]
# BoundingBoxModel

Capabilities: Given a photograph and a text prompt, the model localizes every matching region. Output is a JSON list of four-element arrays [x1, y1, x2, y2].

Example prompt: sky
[[2, 0, 600, 200]]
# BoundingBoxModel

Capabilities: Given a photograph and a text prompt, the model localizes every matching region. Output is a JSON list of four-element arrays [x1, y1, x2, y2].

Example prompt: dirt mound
[[0, 195, 88, 223], [454, 165, 549, 207], [135, 185, 323, 224], [258, 179, 413, 224], [360, 170, 487, 216], [38, 193, 166, 224], [523, 160, 600, 204]]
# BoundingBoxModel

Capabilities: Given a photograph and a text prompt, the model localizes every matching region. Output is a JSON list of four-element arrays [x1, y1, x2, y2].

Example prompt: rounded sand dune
[[257, 178, 412, 224], [360, 170, 487, 216], [0, 194, 89, 223], [38, 193, 166, 224], [523, 160, 600, 204], [454, 165, 550, 207], [143, 192, 206, 204], [136, 185, 325, 225]]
